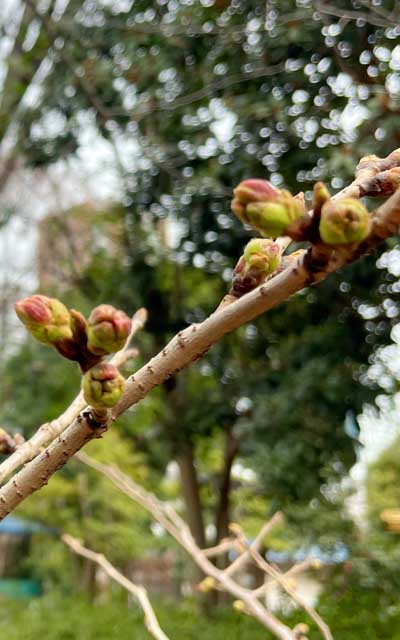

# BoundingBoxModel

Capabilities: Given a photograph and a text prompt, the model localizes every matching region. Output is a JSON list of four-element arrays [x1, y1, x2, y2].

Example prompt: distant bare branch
[[63, 534, 169, 640]]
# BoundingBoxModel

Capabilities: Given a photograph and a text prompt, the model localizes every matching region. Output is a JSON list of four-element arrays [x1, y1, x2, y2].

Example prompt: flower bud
[[232, 178, 307, 237], [319, 198, 371, 245], [247, 192, 306, 238], [87, 305, 132, 356], [231, 238, 281, 297], [232, 181, 306, 238], [198, 577, 216, 593], [293, 622, 310, 639], [15, 295, 73, 345], [233, 600, 246, 613], [82, 363, 125, 410]]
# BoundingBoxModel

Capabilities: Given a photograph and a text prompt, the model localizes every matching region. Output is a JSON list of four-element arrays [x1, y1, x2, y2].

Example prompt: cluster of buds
[[231, 177, 373, 250], [231, 179, 306, 239], [15, 296, 131, 413], [15, 296, 132, 372], [231, 238, 281, 297], [82, 363, 125, 411]]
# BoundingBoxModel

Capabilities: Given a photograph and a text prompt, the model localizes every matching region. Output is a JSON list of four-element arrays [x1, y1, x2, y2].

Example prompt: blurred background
[[0, 0, 400, 638]]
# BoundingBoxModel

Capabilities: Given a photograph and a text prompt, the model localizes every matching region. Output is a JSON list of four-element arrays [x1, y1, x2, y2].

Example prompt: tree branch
[[0, 155, 399, 525], [62, 534, 170, 640]]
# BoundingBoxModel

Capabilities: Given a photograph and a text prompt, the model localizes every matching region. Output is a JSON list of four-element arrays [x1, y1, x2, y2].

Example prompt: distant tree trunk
[[81, 557, 97, 598], [212, 427, 239, 605], [215, 426, 239, 550], [177, 444, 206, 549]]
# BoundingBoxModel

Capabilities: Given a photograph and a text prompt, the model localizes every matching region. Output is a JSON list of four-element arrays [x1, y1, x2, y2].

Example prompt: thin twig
[[62, 534, 169, 640], [225, 513, 283, 576], [202, 538, 236, 558], [249, 547, 333, 640]]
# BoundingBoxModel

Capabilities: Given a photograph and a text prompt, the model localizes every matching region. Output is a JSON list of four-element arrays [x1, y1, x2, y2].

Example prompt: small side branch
[[62, 534, 169, 640], [249, 546, 333, 640], [225, 513, 284, 576]]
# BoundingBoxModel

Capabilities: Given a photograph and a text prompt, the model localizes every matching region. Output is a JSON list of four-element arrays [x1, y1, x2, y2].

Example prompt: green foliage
[[3, 587, 400, 640]]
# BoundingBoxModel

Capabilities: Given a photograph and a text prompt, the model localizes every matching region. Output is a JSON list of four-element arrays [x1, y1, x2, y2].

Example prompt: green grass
[[3, 588, 400, 639]]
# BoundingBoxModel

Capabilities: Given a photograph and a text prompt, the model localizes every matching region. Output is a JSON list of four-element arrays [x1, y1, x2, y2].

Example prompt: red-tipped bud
[[233, 179, 280, 204], [82, 363, 125, 409], [231, 180, 306, 238], [87, 305, 132, 356], [15, 295, 73, 345], [231, 238, 281, 297]]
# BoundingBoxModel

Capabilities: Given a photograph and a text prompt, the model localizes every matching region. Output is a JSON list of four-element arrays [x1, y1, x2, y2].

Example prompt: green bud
[[87, 305, 132, 356], [231, 238, 281, 297], [233, 600, 246, 613], [243, 192, 305, 238], [82, 363, 125, 410], [319, 198, 371, 245], [198, 577, 216, 593], [15, 295, 73, 345]]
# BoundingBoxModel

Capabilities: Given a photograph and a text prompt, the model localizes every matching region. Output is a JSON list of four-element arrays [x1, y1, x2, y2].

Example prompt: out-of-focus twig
[[62, 533, 169, 640]]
